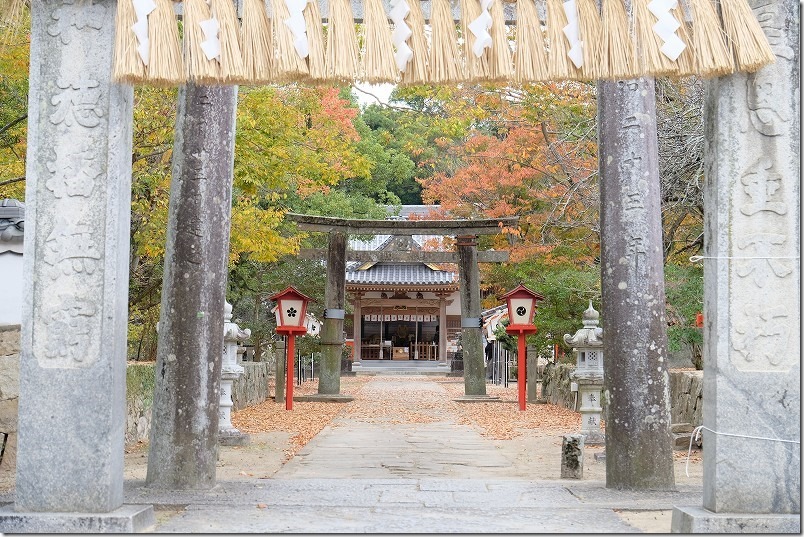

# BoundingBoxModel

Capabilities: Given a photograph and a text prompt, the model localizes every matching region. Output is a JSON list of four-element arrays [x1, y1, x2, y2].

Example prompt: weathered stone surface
[[598, 76, 675, 490], [232, 362, 271, 411], [671, 506, 800, 533], [319, 232, 347, 395], [0, 355, 19, 402], [15, 0, 133, 513], [0, 327, 20, 357], [457, 236, 486, 396], [672, 0, 800, 527], [560, 434, 584, 479], [146, 83, 236, 490], [0, 504, 155, 533]]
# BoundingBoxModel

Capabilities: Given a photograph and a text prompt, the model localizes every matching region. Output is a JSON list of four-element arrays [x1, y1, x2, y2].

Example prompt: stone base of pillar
[[294, 394, 355, 402], [453, 395, 501, 402], [0, 504, 155, 533], [218, 429, 251, 446], [671, 506, 800, 533], [581, 431, 605, 445]]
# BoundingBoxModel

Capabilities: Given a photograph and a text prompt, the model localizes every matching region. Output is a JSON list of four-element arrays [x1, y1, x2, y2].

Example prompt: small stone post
[[564, 302, 605, 445], [672, 0, 800, 531], [219, 302, 250, 446], [0, 0, 154, 530], [560, 434, 585, 479]]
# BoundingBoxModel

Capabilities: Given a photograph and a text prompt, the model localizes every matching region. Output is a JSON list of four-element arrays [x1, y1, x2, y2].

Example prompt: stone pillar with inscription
[[598, 77, 675, 490], [146, 83, 236, 489], [672, 0, 800, 532], [0, 0, 155, 531]]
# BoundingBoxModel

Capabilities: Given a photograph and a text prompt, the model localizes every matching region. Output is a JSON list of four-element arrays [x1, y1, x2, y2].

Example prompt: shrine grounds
[[109, 376, 703, 532]]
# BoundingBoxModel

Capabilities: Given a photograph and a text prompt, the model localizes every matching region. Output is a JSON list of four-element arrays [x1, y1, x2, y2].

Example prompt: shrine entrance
[[290, 211, 515, 397]]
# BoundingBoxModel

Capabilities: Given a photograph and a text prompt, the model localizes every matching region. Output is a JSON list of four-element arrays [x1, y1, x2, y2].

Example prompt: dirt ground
[[119, 376, 703, 533]]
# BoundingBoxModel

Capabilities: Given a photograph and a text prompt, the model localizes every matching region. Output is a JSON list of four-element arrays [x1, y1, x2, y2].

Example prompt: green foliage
[[664, 263, 704, 368], [0, 18, 30, 200], [126, 362, 156, 406]]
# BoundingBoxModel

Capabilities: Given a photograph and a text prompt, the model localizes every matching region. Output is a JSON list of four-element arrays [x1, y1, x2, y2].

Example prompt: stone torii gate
[[287, 212, 517, 399]]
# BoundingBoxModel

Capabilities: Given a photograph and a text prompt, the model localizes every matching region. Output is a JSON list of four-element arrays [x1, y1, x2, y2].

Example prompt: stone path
[[123, 377, 702, 533]]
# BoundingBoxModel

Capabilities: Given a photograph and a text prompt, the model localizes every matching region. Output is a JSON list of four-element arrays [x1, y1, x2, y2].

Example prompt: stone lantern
[[563, 301, 605, 445], [218, 302, 251, 446]]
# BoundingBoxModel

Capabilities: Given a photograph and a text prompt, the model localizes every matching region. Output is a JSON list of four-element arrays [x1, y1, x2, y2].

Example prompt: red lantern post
[[502, 284, 545, 411], [270, 286, 314, 410]]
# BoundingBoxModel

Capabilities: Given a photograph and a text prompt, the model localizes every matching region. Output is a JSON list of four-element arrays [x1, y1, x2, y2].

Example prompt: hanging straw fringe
[[487, 0, 512, 81], [460, 0, 491, 82], [112, 0, 146, 83], [633, 0, 678, 76], [210, 0, 245, 83], [362, 0, 399, 83], [514, 0, 549, 83], [147, 0, 185, 85], [672, 2, 696, 76], [304, 0, 328, 82], [272, 0, 310, 81], [400, 0, 430, 85], [685, 0, 734, 77], [325, 0, 360, 82], [183, 0, 221, 83], [718, 0, 775, 72], [429, 0, 464, 84], [600, 0, 636, 79], [546, 0, 581, 80], [241, 0, 275, 83], [576, 0, 603, 79]]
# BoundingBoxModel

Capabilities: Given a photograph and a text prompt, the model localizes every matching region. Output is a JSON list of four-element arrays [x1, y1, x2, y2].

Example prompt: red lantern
[[501, 284, 545, 411], [270, 286, 314, 410]]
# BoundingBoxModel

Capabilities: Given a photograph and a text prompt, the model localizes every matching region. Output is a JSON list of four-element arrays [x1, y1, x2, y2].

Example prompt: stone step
[[671, 422, 694, 434], [673, 431, 703, 450]]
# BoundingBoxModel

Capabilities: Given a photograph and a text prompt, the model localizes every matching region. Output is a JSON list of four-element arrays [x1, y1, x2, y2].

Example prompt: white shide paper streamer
[[562, 0, 583, 68], [390, 0, 414, 72], [285, 0, 310, 59], [648, 0, 686, 60], [468, 0, 493, 58], [131, 0, 156, 65], [199, 17, 221, 61]]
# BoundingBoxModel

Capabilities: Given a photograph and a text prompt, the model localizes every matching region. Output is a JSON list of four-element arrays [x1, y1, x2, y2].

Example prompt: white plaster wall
[[0, 254, 23, 326]]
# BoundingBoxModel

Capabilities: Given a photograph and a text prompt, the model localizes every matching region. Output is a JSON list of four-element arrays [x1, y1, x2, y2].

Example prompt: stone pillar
[[275, 338, 285, 403], [598, 77, 675, 490], [456, 236, 486, 396], [672, 1, 800, 531], [438, 294, 447, 364], [560, 434, 584, 479], [219, 302, 250, 446], [146, 84, 236, 490], [318, 231, 346, 395], [526, 350, 539, 402], [0, 0, 154, 530], [352, 294, 362, 365]]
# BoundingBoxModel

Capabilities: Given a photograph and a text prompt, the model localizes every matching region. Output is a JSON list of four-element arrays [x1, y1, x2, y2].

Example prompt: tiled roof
[[346, 263, 457, 285]]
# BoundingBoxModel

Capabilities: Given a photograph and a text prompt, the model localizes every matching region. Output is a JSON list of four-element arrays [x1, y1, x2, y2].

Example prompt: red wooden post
[[517, 330, 527, 411], [286, 334, 295, 411]]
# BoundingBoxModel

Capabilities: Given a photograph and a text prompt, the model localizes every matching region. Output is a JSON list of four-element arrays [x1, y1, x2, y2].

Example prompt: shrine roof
[[346, 263, 457, 286]]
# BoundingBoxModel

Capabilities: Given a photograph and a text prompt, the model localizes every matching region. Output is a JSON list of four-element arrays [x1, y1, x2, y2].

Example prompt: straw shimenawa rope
[[513, 0, 547, 82], [112, 0, 146, 83], [241, 0, 275, 83], [362, 0, 399, 83], [303, 0, 328, 82], [210, 0, 246, 83], [633, 0, 678, 76], [400, 0, 430, 85], [272, 0, 310, 81], [325, 0, 360, 82], [514, 0, 549, 83], [147, 0, 185, 85], [576, 0, 603, 79], [718, 0, 775, 72], [487, 0, 512, 81], [685, 0, 734, 76], [460, 0, 490, 82], [546, 0, 581, 80], [429, 0, 464, 83], [672, 2, 696, 76], [183, 0, 221, 83], [600, 0, 637, 79]]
